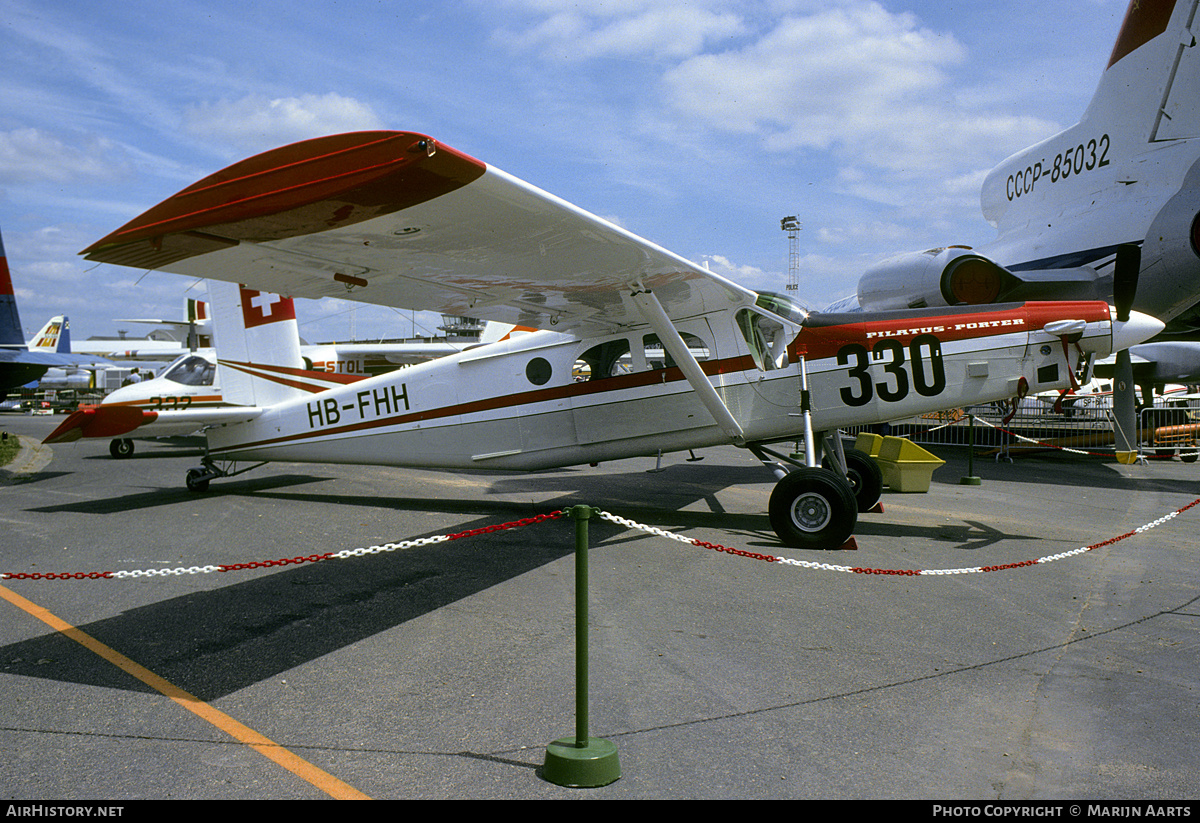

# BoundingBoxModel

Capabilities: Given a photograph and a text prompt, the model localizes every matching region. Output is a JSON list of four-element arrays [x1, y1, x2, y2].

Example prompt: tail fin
[[982, 0, 1200, 233], [186, 297, 212, 349], [0, 228, 25, 349], [29, 316, 69, 352], [208, 280, 306, 407], [1089, 0, 1199, 142]]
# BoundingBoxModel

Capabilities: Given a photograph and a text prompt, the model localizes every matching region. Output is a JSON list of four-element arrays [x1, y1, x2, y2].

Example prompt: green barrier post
[[542, 505, 621, 787]]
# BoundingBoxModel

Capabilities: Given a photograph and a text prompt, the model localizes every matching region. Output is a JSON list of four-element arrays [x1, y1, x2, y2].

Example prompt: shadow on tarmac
[[0, 504, 606, 701], [4, 444, 1197, 707]]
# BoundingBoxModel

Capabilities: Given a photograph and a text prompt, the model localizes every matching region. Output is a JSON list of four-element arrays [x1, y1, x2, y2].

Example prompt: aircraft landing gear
[[750, 434, 873, 549], [183, 456, 269, 492], [768, 467, 858, 549], [822, 447, 883, 513], [109, 438, 134, 459], [185, 468, 210, 492]]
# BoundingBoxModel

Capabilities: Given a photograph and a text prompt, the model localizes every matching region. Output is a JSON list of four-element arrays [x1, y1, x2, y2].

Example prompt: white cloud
[[181, 93, 385, 154], [662, 3, 1057, 174], [494, 1, 745, 60], [0, 129, 128, 184], [704, 253, 764, 279]]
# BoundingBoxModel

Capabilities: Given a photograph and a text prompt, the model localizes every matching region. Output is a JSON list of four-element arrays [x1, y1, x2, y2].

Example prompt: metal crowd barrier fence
[[842, 395, 1200, 461]]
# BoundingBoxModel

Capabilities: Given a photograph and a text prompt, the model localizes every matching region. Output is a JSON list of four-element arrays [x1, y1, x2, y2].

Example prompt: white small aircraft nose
[[1111, 308, 1165, 352]]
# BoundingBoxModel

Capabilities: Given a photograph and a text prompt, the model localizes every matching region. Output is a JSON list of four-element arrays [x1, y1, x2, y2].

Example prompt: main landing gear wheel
[[185, 468, 210, 492], [109, 438, 134, 459], [768, 467, 857, 549], [823, 447, 883, 512]]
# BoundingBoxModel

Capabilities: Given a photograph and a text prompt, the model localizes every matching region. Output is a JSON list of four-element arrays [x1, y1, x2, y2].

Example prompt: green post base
[[959, 476, 982, 485], [542, 737, 621, 788]]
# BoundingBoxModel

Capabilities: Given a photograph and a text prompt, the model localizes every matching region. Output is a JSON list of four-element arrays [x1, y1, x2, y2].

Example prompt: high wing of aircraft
[[74, 126, 1163, 549], [842, 0, 1200, 453], [0, 228, 111, 400]]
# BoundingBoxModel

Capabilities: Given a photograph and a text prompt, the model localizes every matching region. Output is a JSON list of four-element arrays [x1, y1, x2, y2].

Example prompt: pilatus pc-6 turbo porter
[[77, 131, 1161, 548]]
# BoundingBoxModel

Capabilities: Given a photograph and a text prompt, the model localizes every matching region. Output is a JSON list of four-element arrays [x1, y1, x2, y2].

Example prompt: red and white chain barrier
[[596, 498, 1200, 576], [0, 512, 564, 581], [3, 498, 1197, 582]]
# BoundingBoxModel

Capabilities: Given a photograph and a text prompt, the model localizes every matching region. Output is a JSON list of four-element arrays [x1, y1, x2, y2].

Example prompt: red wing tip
[[83, 130, 486, 257]]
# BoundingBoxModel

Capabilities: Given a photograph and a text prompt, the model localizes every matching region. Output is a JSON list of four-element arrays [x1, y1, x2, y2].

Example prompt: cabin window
[[641, 333, 710, 370], [526, 357, 552, 386], [574, 339, 632, 382]]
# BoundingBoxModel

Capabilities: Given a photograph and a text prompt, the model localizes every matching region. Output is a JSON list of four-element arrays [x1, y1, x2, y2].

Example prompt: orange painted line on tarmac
[[0, 584, 370, 800]]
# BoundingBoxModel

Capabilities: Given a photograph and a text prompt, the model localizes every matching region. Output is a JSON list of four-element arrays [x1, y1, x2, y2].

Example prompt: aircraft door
[[571, 320, 718, 446]]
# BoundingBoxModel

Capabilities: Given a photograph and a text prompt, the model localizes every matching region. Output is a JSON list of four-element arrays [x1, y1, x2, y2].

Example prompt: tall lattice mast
[[780, 216, 801, 292]]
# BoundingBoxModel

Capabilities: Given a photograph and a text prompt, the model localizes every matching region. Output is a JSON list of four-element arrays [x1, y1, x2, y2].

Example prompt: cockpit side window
[[163, 355, 216, 386], [736, 309, 790, 371]]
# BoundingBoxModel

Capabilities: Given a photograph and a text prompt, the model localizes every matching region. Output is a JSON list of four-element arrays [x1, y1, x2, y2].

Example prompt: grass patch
[[0, 430, 21, 468]]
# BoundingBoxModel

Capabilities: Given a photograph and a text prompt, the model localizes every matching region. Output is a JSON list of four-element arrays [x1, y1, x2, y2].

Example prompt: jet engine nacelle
[[37, 369, 94, 390], [856, 246, 1014, 312], [1137, 157, 1200, 326]]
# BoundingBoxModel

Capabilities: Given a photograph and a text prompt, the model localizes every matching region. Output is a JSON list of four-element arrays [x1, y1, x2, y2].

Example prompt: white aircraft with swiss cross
[[70, 4, 1172, 548], [43, 284, 490, 457]]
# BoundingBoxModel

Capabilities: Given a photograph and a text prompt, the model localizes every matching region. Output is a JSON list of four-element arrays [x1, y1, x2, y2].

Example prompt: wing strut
[[629, 289, 745, 446]]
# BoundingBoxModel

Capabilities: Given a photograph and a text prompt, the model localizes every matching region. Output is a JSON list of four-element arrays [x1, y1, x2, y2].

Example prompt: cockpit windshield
[[162, 355, 216, 386], [754, 291, 809, 325]]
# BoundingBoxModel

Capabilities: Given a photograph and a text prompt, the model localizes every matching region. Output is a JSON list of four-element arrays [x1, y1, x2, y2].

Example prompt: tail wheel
[[768, 467, 857, 549], [823, 447, 883, 512], [185, 468, 210, 492]]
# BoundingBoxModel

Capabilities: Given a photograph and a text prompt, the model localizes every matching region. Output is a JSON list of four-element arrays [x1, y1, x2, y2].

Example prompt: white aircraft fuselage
[[204, 297, 1142, 472]]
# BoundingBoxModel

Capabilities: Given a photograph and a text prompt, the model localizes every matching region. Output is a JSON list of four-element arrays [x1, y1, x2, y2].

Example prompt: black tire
[[823, 447, 884, 512], [1181, 451, 1198, 464], [185, 468, 210, 493], [768, 467, 858, 549], [109, 438, 134, 459]]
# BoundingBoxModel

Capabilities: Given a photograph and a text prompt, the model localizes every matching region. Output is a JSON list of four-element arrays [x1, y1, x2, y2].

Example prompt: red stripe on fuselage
[[210, 353, 759, 454], [218, 359, 370, 393]]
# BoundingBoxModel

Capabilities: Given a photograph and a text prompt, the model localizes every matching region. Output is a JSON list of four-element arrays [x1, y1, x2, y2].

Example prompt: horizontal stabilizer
[[43, 405, 157, 443], [43, 403, 265, 444]]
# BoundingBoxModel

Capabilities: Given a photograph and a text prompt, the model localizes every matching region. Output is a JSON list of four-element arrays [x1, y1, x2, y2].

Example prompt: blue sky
[[0, 0, 1127, 345]]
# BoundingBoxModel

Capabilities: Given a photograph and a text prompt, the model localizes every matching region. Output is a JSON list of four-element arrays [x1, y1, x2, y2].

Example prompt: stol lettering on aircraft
[[66, 3, 1175, 548]]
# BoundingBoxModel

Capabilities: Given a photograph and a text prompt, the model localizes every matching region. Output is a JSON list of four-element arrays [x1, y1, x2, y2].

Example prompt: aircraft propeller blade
[[1113, 243, 1140, 324]]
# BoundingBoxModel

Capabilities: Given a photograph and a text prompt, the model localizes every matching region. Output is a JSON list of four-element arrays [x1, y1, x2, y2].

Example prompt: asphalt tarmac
[[1, 410, 1198, 801]]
